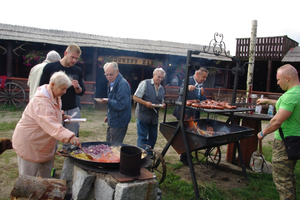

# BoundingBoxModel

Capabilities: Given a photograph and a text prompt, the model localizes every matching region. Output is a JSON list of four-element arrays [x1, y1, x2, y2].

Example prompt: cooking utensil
[[79, 146, 94, 160], [66, 142, 148, 169], [71, 112, 77, 118]]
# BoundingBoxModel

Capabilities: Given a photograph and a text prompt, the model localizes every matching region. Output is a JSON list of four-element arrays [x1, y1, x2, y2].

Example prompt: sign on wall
[[98, 56, 153, 66]]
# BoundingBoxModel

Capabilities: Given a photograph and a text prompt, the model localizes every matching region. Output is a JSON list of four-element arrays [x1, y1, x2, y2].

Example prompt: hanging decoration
[[151, 60, 165, 69], [22, 51, 45, 67]]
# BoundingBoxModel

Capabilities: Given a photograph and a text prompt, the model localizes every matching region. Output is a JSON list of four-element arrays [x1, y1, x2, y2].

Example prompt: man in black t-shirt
[[39, 44, 85, 152]]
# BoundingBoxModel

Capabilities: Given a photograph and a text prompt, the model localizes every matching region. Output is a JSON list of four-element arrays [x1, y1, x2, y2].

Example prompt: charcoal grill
[[160, 119, 253, 154]]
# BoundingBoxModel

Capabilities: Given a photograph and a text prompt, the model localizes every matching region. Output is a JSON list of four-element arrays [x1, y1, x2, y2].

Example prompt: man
[[27, 50, 61, 100], [133, 68, 166, 152], [173, 67, 209, 120], [101, 62, 131, 143], [257, 64, 300, 200], [172, 67, 209, 164], [39, 44, 85, 151]]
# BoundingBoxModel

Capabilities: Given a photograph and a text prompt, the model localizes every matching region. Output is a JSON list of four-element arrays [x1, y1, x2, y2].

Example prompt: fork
[[71, 112, 77, 118]]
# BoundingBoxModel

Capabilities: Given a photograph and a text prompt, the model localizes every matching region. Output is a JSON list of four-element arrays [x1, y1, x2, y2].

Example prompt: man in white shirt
[[27, 50, 61, 100]]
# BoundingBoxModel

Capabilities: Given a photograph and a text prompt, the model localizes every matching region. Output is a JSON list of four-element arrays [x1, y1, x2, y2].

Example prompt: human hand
[[71, 137, 81, 148], [63, 114, 72, 122], [71, 79, 80, 89], [257, 131, 265, 140], [256, 98, 267, 105], [188, 85, 197, 91], [146, 101, 154, 108], [104, 116, 108, 123]]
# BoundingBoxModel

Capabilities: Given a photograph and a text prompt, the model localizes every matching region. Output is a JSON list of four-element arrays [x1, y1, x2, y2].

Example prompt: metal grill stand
[[160, 46, 253, 199]]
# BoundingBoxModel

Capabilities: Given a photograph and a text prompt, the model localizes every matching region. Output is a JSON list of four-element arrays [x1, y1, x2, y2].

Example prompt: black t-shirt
[[39, 61, 85, 110]]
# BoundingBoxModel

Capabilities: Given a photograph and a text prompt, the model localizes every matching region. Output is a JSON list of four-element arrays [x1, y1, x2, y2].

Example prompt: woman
[[12, 71, 81, 178]]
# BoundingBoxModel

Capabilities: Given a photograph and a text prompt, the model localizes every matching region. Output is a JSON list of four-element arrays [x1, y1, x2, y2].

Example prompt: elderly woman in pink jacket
[[12, 71, 81, 178]]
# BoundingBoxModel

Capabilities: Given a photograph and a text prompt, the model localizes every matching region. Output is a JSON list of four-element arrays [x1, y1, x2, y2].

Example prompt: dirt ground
[[0, 105, 274, 198]]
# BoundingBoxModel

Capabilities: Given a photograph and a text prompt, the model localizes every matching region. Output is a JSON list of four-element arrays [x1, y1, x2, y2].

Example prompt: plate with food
[[152, 104, 164, 107], [94, 98, 108, 103], [64, 118, 86, 122]]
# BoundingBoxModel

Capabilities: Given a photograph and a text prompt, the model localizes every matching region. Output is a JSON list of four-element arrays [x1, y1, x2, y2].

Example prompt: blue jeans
[[137, 118, 158, 150]]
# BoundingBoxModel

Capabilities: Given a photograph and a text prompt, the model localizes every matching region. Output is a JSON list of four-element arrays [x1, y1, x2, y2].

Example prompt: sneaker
[[51, 168, 56, 178]]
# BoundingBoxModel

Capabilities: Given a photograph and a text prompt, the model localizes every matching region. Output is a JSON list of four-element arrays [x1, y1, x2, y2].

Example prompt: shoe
[[51, 168, 56, 177], [180, 160, 188, 165]]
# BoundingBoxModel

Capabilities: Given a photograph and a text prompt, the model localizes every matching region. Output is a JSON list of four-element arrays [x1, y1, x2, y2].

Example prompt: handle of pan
[[56, 150, 70, 157]]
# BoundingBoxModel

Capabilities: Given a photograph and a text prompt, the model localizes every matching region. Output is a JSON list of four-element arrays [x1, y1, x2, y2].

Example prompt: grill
[[160, 119, 253, 154], [156, 43, 255, 199]]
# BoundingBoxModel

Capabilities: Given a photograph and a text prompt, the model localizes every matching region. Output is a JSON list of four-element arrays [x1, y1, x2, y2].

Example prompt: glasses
[[157, 76, 164, 79], [104, 73, 114, 77]]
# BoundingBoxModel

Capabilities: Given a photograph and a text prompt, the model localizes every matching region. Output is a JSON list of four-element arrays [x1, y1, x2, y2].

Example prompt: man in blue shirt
[[100, 62, 131, 143]]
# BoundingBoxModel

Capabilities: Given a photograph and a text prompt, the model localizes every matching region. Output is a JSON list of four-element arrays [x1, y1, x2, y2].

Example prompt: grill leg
[[236, 141, 250, 182]]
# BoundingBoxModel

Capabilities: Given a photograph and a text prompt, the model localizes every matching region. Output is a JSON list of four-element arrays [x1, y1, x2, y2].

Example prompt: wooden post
[[92, 48, 98, 82], [6, 41, 13, 77], [246, 20, 257, 103]]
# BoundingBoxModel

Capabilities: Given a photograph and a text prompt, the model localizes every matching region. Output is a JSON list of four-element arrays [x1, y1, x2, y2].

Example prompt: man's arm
[[257, 98, 277, 106], [133, 95, 153, 109], [257, 108, 292, 139]]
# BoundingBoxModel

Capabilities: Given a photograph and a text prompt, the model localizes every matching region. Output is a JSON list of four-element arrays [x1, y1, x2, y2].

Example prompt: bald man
[[256, 64, 300, 200]]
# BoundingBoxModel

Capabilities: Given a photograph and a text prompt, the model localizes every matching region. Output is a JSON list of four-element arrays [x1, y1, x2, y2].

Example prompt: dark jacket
[[107, 73, 131, 128], [173, 76, 206, 120], [135, 79, 165, 124]]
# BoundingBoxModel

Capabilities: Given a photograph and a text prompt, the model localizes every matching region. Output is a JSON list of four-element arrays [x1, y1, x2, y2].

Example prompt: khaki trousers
[[17, 155, 53, 178]]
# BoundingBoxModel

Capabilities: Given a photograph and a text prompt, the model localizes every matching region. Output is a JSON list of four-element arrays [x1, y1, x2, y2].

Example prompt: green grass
[[79, 130, 94, 137], [1, 107, 300, 200], [0, 121, 18, 131]]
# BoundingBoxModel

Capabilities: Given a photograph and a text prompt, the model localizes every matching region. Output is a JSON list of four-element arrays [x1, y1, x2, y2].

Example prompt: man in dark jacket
[[100, 62, 131, 143], [133, 68, 166, 151], [173, 67, 209, 120], [172, 67, 209, 164]]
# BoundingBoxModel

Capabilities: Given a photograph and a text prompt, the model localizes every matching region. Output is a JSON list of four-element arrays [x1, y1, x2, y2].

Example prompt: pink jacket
[[12, 84, 75, 163]]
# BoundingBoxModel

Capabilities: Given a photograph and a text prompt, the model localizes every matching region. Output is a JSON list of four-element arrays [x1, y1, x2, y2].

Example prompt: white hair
[[45, 50, 61, 63], [153, 68, 166, 76], [103, 62, 119, 72], [49, 71, 71, 87]]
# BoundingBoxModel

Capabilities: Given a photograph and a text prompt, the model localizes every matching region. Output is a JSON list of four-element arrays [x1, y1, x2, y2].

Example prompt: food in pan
[[186, 99, 237, 109], [70, 144, 147, 162]]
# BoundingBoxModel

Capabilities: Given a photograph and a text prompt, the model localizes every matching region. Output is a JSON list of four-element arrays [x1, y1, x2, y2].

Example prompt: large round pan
[[67, 141, 147, 169]]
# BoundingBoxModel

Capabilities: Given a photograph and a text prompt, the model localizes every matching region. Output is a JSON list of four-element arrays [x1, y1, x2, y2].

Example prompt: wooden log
[[10, 174, 67, 200]]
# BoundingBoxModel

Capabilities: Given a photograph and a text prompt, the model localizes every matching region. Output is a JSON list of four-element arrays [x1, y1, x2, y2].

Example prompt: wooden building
[[235, 36, 299, 93], [0, 23, 232, 105]]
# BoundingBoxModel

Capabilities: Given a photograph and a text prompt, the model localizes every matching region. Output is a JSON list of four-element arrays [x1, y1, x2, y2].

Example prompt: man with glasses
[[100, 62, 131, 143], [133, 68, 166, 153]]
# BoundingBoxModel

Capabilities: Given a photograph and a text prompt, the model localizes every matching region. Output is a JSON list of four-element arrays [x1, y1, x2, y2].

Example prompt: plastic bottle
[[255, 95, 263, 114], [268, 105, 274, 117]]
